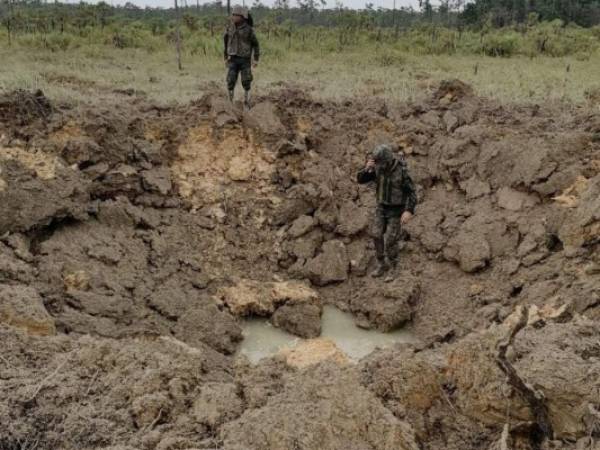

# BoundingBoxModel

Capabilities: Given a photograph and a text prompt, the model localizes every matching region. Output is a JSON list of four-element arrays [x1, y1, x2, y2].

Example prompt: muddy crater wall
[[0, 84, 599, 450]]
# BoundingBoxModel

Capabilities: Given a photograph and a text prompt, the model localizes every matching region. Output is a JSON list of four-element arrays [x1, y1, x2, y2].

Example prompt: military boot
[[244, 90, 251, 109], [371, 260, 389, 278], [228, 90, 234, 102]]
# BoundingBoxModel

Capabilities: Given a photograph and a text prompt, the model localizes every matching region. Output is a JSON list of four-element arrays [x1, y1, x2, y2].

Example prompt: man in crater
[[357, 144, 417, 278]]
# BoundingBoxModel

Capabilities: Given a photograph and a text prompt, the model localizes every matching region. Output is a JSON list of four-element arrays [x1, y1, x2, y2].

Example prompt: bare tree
[[174, 0, 183, 70], [393, 0, 398, 38], [3, 0, 14, 47]]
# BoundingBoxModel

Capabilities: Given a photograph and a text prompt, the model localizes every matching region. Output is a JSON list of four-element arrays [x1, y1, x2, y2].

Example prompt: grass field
[[2, 40, 600, 106]]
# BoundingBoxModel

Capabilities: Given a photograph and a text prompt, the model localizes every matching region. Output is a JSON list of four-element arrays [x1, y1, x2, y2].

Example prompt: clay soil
[[1, 83, 599, 450]]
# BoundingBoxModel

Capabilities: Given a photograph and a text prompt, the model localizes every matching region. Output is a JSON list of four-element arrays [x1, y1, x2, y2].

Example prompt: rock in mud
[[0, 158, 89, 234], [420, 110, 442, 129], [551, 175, 589, 208], [445, 227, 491, 273], [98, 164, 142, 199], [147, 283, 194, 320], [210, 96, 238, 127], [335, 201, 369, 236], [419, 230, 447, 253], [285, 228, 323, 260], [279, 338, 348, 369], [235, 358, 291, 409], [0, 285, 56, 335], [271, 301, 322, 338], [559, 174, 600, 248], [272, 197, 314, 226], [60, 137, 101, 166], [244, 101, 286, 136], [218, 278, 320, 318], [131, 392, 171, 428], [141, 167, 172, 195], [174, 302, 243, 355], [227, 155, 254, 181], [63, 269, 91, 291], [221, 363, 420, 450], [82, 161, 110, 180], [314, 201, 339, 232], [477, 138, 556, 191], [218, 279, 273, 316], [460, 176, 491, 199], [443, 110, 461, 133], [0, 242, 35, 283], [346, 239, 370, 275], [5, 233, 33, 263], [287, 214, 315, 238], [496, 186, 538, 211], [275, 138, 306, 157], [304, 239, 349, 286], [350, 275, 420, 331], [193, 382, 243, 428]]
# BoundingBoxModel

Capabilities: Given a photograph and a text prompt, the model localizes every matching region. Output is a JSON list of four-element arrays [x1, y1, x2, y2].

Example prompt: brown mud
[[1, 81, 599, 450]]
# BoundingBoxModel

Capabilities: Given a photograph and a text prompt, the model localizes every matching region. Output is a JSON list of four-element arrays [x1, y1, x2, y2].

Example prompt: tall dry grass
[[1, 30, 600, 106]]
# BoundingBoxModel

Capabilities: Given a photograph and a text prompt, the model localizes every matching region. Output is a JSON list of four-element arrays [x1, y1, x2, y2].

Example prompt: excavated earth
[[1, 83, 599, 450]]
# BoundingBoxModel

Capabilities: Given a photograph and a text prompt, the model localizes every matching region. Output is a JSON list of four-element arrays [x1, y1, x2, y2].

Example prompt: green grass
[[1, 38, 600, 106]]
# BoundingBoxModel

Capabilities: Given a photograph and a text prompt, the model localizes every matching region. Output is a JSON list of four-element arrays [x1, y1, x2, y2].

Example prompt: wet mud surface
[[1, 83, 599, 450]]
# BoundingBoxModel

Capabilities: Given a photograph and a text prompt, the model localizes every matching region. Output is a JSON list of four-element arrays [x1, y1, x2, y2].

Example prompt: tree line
[[2, 0, 600, 36], [1, 0, 599, 60]]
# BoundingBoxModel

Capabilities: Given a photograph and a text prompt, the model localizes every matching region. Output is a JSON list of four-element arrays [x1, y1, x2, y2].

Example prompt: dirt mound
[[0, 89, 53, 126], [0, 325, 233, 449], [0, 83, 599, 450], [221, 362, 420, 450], [433, 79, 474, 103]]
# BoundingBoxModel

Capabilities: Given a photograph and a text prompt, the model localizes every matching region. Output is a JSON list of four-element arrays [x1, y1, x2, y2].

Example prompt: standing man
[[223, 5, 260, 108], [357, 144, 417, 278]]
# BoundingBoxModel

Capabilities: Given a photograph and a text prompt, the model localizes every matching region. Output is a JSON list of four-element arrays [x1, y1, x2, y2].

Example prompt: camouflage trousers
[[226, 56, 253, 91], [370, 206, 403, 264]]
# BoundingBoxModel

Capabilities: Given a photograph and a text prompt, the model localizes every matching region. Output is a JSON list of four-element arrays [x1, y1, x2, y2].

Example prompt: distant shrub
[[108, 27, 161, 51], [481, 31, 519, 56], [44, 33, 75, 51], [15, 34, 41, 49]]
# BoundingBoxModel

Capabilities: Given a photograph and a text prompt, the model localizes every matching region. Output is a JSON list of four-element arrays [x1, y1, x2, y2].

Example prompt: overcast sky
[[92, 0, 426, 11]]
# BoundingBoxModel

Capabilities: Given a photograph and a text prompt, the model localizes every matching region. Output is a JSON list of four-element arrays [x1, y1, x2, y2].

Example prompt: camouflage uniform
[[223, 21, 260, 93], [357, 145, 417, 272]]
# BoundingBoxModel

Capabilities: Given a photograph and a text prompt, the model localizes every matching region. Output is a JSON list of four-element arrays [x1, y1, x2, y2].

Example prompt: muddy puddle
[[238, 305, 417, 363]]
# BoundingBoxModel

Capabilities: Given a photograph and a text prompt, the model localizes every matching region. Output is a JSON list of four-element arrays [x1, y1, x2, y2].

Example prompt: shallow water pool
[[238, 305, 417, 363]]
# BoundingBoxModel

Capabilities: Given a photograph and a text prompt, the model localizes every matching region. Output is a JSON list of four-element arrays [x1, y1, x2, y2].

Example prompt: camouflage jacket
[[357, 159, 417, 213], [223, 23, 260, 61]]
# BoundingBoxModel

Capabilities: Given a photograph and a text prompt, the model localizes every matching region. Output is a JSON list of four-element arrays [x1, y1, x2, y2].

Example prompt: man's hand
[[224, 57, 230, 67], [252, 60, 258, 69], [365, 159, 375, 170], [401, 211, 413, 225]]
